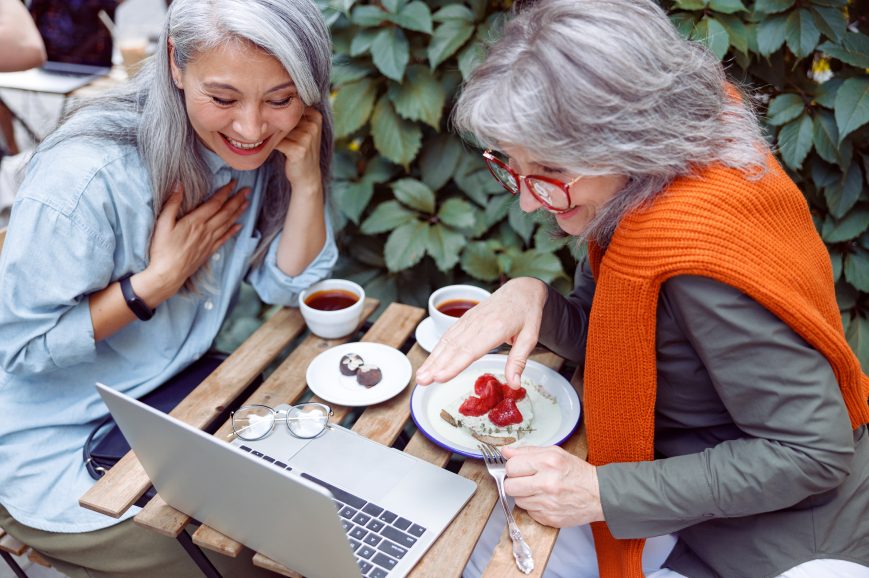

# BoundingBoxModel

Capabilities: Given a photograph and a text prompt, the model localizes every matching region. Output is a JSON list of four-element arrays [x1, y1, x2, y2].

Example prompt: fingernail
[[244, 189, 252, 198], [173, 183, 182, 193], [417, 370, 429, 380], [513, 373, 521, 384], [243, 202, 250, 210]]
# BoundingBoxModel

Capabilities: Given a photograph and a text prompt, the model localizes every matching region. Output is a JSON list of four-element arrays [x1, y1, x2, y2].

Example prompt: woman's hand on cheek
[[502, 446, 604, 528], [275, 106, 322, 193]]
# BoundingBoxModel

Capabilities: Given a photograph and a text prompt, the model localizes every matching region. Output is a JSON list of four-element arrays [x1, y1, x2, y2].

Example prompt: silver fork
[[479, 443, 535, 574]]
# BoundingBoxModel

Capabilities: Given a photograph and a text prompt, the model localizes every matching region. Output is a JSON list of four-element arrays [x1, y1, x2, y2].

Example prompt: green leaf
[[432, 4, 474, 22], [428, 19, 475, 69], [817, 33, 869, 69], [350, 29, 379, 57], [384, 221, 429, 272], [811, 6, 846, 44], [437, 198, 476, 229], [822, 207, 869, 242], [670, 13, 698, 39], [360, 200, 418, 234], [370, 95, 422, 167], [715, 14, 749, 53], [508, 201, 536, 244], [361, 155, 400, 184], [834, 77, 869, 146], [757, 14, 788, 56], [485, 193, 512, 227], [505, 250, 564, 284], [810, 0, 847, 6], [813, 109, 852, 170], [845, 247, 869, 292], [815, 77, 844, 109], [812, 155, 840, 190], [846, 313, 869, 372], [778, 113, 814, 170], [351, 5, 388, 26], [426, 223, 466, 271], [333, 180, 375, 224], [420, 133, 462, 191], [754, 0, 795, 14], [381, 0, 401, 14], [387, 65, 445, 129], [693, 18, 730, 60], [391, 178, 436, 213], [371, 28, 409, 82], [332, 150, 358, 181], [825, 161, 863, 219], [533, 226, 568, 253], [333, 78, 378, 139], [391, 1, 433, 33], [785, 9, 820, 59], [454, 154, 502, 206], [830, 246, 843, 283], [458, 41, 484, 81], [674, 0, 707, 9], [766, 93, 805, 125], [460, 242, 501, 281], [332, 61, 375, 84], [709, 0, 746, 14]]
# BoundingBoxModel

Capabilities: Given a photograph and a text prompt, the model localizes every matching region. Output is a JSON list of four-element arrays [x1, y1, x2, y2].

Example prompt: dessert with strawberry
[[440, 373, 535, 446]]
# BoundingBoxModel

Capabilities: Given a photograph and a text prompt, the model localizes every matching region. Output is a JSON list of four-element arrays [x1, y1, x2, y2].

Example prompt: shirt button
[[211, 253, 221, 262], [204, 300, 214, 311]]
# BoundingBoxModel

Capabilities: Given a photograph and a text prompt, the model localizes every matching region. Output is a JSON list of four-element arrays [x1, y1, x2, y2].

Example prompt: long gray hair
[[453, 0, 769, 246], [40, 0, 333, 292]]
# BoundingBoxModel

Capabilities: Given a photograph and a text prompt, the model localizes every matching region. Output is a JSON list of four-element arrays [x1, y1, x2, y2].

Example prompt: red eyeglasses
[[482, 149, 584, 213]]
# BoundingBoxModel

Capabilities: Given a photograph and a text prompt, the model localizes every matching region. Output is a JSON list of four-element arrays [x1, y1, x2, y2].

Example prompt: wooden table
[[78, 300, 587, 577]]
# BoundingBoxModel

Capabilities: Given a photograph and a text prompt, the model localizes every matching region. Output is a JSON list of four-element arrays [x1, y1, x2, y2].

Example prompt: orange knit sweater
[[584, 158, 869, 578]]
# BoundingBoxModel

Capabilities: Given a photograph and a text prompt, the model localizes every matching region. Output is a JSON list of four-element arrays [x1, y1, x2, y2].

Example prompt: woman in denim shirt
[[0, 0, 337, 575]]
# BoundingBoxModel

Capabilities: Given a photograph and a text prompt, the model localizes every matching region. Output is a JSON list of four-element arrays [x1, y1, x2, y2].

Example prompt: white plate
[[410, 354, 581, 459], [414, 317, 442, 352], [306, 343, 413, 407]]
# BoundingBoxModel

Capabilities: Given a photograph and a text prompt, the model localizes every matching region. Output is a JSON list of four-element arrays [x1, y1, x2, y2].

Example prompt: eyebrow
[[202, 81, 296, 93]]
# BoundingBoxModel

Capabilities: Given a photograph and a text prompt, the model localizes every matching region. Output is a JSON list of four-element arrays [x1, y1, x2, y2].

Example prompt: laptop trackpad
[[288, 427, 414, 503]]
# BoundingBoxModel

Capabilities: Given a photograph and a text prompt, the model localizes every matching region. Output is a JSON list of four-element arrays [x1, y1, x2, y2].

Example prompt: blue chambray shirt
[[0, 128, 337, 532]]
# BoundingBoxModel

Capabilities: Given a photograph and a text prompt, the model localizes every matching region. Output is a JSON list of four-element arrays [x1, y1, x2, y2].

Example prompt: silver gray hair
[[453, 0, 770, 246], [40, 0, 333, 293]]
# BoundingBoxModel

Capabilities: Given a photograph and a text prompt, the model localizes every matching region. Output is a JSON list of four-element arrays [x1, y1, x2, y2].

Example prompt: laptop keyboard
[[238, 446, 427, 576]]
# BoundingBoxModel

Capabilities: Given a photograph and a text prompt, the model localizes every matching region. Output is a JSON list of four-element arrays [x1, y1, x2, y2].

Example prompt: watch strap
[[119, 274, 154, 321]]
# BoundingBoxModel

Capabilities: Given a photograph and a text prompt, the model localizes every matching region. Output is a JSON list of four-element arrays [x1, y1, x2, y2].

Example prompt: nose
[[518, 180, 543, 213], [231, 104, 268, 142]]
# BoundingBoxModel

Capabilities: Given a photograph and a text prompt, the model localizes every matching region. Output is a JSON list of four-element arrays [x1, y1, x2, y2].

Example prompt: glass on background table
[[78, 299, 588, 578]]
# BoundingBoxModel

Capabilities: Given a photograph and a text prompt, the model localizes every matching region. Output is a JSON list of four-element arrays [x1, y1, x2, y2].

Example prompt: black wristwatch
[[119, 274, 155, 321]]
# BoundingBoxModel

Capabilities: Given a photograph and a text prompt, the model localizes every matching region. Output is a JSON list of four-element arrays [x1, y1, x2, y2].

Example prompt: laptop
[[96, 384, 477, 578], [0, 0, 115, 94]]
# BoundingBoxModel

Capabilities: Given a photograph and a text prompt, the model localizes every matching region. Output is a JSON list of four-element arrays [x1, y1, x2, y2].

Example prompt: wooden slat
[[143, 299, 379, 544], [193, 524, 244, 558], [403, 431, 451, 468], [252, 553, 303, 577], [480, 367, 587, 578], [0, 527, 5, 539], [80, 306, 310, 518], [193, 303, 422, 561], [27, 549, 52, 567], [0, 533, 28, 556], [309, 394, 352, 425]]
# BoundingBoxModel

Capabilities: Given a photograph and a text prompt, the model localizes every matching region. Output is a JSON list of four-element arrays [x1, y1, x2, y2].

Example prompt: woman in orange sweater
[[416, 1, 869, 577]]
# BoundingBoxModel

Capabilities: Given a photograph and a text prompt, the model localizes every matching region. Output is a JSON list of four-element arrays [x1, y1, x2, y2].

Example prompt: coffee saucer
[[414, 317, 443, 352]]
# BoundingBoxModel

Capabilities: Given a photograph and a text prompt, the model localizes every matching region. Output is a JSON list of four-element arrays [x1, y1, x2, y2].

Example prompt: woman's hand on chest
[[275, 106, 322, 195]]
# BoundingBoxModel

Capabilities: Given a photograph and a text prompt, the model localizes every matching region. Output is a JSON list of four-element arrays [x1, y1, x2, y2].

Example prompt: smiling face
[[499, 144, 626, 236], [169, 38, 305, 171]]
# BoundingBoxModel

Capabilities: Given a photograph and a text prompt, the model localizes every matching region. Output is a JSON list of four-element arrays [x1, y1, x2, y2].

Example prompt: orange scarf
[[584, 158, 869, 577]]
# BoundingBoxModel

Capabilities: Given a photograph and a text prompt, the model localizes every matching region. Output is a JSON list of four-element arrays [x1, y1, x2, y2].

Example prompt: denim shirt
[[0, 132, 337, 532]]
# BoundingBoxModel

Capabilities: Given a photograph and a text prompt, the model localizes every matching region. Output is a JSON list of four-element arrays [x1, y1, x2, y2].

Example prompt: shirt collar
[[199, 141, 230, 176]]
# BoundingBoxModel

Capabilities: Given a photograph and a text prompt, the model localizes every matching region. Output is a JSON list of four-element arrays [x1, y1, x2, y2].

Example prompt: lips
[[554, 205, 581, 219], [220, 133, 271, 156]]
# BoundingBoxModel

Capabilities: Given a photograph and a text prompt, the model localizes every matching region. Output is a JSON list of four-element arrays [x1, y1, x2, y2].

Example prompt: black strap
[[119, 274, 154, 321]]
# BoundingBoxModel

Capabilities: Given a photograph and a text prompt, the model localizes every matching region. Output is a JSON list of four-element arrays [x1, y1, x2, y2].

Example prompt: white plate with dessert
[[410, 354, 581, 459], [306, 343, 413, 407]]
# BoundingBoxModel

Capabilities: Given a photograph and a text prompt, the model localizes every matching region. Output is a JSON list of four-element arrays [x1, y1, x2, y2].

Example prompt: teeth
[[225, 135, 264, 150]]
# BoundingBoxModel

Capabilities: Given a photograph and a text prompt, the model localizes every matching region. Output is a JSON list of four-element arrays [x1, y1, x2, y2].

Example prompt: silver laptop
[[0, 0, 115, 94], [96, 384, 476, 578]]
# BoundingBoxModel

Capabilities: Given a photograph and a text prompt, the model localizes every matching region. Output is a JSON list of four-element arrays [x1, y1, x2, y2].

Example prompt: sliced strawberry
[[474, 373, 498, 396], [501, 382, 527, 401], [488, 399, 524, 427], [459, 396, 489, 417], [479, 379, 504, 410]]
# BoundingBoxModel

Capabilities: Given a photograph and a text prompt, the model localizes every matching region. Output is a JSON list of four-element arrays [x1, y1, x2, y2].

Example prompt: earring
[[173, 78, 179, 85]]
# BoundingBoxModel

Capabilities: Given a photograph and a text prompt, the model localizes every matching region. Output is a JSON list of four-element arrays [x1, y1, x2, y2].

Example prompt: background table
[[78, 301, 587, 577]]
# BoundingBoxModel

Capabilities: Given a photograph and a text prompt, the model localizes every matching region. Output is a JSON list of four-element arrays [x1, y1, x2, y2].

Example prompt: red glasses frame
[[482, 148, 584, 213]]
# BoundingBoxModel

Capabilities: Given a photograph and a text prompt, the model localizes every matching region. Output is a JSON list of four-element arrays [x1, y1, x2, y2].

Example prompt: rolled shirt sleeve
[[246, 212, 338, 307], [598, 275, 855, 539]]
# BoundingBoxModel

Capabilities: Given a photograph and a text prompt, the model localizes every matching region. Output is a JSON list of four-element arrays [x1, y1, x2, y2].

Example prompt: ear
[[168, 37, 183, 89]]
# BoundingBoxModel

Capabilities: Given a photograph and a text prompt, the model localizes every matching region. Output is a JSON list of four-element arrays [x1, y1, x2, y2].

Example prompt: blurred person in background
[[0, 0, 336, 575]]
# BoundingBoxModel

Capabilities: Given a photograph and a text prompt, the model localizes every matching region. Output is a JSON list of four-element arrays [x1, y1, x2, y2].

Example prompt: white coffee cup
[[299, 280, 365, 339], [428, 285, 492, 336]]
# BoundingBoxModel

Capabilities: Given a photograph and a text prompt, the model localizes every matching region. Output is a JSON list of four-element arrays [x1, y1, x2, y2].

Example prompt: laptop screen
[[30, 0, 116, 67]]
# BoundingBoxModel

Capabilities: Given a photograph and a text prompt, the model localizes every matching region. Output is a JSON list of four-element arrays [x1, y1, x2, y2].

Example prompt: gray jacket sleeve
[[597, 275, 856, 539], [537, 257, 596, 364]]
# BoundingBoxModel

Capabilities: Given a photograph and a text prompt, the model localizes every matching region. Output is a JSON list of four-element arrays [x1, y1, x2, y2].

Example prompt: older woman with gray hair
[[0, 0, 336, 575], [417, 1, 869, 577]]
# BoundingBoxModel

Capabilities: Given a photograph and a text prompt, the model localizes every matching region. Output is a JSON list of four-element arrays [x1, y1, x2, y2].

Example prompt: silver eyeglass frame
[[228, 402, 334, 441]]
